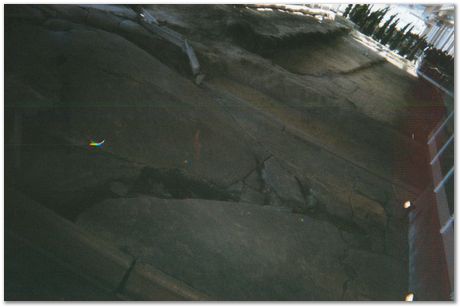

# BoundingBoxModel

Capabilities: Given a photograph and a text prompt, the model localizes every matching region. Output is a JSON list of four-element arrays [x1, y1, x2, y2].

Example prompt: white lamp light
[[403, 201, 412, 209]]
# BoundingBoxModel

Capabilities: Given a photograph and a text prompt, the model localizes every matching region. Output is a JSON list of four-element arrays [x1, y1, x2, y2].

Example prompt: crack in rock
[[132, 167, 234, 201]]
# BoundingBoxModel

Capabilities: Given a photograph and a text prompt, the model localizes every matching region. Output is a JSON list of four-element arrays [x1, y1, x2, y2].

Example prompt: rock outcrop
[[77, 196, 406, 300], [5, 4, 419, 300]]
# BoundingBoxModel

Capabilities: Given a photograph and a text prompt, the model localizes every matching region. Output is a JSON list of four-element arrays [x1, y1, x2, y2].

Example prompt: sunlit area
[[4, 2, 455, 302]]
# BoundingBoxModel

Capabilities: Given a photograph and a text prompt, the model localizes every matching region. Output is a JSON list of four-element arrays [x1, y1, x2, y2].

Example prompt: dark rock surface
[[342, 249, 407, 300], [5, 233, 119, 301], [240, 185, 265, 205], [4, 4, 422, 300], [77, 196, 406, 300], [5, 10, 260, 189], [261, 157, 305, 210]]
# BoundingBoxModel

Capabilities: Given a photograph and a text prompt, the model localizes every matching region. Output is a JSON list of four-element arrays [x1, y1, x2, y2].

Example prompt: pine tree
[[407, 35, 427, 61], [360, 9, 374, 33], [365, 5, 373, 18], [363, 7, 389, 36], [343, 4, 353, 18], [349, 4, 359, 20], [377, 7, 390, 24], [389, 23, 411, 50], [381, 18, 399, 45], [398, 32, 416, 57], [401, 25, 414, 42], [373, 13, 396, 41], [371, 7, 389, 36], [357, 4, 371, 27], [351, 4, 369, 27]]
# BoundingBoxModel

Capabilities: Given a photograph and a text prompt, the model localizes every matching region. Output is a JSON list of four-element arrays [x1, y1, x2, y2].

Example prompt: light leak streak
[[89, 140, 105, 147]]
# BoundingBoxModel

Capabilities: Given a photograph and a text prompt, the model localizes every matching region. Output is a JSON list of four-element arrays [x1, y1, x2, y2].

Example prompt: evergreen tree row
[[342, 4, 454, 89], [342, 4, 430, 60]]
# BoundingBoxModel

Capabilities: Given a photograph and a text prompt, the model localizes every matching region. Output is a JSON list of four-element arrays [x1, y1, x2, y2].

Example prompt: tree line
[[343, 4, 428, 60], [342, 4, 453, 86]]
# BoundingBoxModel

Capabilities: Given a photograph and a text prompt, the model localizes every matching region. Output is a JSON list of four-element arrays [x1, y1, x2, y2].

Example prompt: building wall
[[421, 5, 455, 55]]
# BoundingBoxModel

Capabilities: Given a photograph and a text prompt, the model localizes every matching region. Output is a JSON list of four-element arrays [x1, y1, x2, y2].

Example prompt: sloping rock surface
[[77, 196, 406, 300], [4, 4, 416, 301]]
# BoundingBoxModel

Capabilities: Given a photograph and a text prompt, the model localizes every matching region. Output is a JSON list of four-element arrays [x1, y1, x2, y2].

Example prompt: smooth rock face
[[77, 196, 407, 300], [342, 249, 407, 301], [240, 186, 265, 205], [109, 181, 129, 197], [244, 170, 263, 191], [351, 192, 387, 230], [262, 157, 305, 210], [5, 12, 259, 188]]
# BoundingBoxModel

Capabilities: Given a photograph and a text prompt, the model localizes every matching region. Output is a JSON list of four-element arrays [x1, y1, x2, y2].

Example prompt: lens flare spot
[[405, 292, 414, 301], [403, 201, 412, 209]]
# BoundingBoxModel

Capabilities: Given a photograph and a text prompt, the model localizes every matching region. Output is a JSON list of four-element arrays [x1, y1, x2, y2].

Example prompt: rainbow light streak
[[89, 140, 105, 147]]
